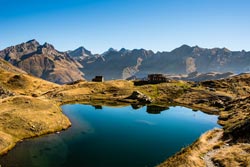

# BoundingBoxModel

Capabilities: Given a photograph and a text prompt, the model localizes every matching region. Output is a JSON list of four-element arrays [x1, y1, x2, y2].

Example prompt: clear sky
[[1, 0, 250, 53]]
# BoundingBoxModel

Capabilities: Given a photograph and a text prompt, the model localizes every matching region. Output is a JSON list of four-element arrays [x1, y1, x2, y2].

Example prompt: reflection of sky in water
[[0, 105, 220, 167], [135, 119, 156, 125]]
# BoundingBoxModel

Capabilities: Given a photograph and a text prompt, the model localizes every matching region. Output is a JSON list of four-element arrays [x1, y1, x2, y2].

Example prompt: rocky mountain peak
[[223, 47, 231, 53], [119, 48, 128, 53], [77, 46, 92, 55], [108, 48, 117, 52], [130, 49, 154, 57], [68, 46, 93, 59], [171, 44, 193, 55], [178, 44, 192, 50], [42, 42, 55, 50], [192, 45, 204, 53], [26, 39, 40, 45], [101, 48, 118, 57]]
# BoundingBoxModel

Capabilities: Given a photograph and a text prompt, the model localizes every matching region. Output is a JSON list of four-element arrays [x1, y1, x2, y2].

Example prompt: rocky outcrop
[[219, 97, 250, 142], [0, 86, 14, 99], [122, 57, 143, 79], [126, 91, 152, 103], [186, 57, 196, 73]]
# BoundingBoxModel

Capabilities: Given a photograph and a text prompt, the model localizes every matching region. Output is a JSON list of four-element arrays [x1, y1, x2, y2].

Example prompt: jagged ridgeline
[[1, 40, 250, 83]]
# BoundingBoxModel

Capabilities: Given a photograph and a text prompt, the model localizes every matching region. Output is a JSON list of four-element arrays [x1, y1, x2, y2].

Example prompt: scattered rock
[[7, 75, 27, 88], [30, 125, 36, 131], [0, 86, 14, 99], [208, 88, 216, 92], [217, 95, 232, 102], [32, 93, 39, 97], [212, 100, 224, 108], [126, 91, 152, 103], [197, 99, 209, 104]]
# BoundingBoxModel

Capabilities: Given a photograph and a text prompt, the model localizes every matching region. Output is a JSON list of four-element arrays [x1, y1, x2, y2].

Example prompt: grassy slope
[[0, 69, 59, 96], [0, 68, 71, 155]]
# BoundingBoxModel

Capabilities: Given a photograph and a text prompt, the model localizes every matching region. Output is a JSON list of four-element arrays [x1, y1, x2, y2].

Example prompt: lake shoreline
[[0, 94, 218, 157]]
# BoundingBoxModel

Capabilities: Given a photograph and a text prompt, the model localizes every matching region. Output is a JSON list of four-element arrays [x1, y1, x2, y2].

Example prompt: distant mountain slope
[[139, 45, 250, 76], [0, 40, 84, 84], [69, 44, 250, 80], [168, 71, 235, 82], [76, 48, 154, 80]]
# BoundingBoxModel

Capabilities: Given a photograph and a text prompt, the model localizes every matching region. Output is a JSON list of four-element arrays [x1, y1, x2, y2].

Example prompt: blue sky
[[1, 0, 250, 53]]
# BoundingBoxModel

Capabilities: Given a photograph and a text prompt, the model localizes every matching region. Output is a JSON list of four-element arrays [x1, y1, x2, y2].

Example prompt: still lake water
[[0, 104, 220, 167]]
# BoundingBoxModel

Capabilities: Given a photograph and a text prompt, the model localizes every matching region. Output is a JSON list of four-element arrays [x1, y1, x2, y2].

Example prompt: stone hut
[[92, 76, 104, 82], [148, 74, 168, 83]]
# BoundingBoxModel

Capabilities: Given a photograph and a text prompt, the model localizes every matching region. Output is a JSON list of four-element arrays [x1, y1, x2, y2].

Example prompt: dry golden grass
[[158, 129, 223, 167], [0, 96, 71, 155], [201, 74, 250, 98], [49, 80, 135, 104], [0, 131, 18, 155], [211, 144, 250, 167], [0, 68, 71, 155], [175, 89, 222, 114], [0, 69, 59, 96]]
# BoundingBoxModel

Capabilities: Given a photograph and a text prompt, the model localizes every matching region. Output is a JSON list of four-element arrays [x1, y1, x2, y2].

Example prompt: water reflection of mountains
[[131, 104, 169, 114], [146, 105, 169, 114], [92, 104, 169, 114], [93, 105, 103, 109]]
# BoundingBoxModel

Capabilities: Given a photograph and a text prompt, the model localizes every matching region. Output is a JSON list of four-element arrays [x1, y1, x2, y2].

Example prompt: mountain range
[[1, 39, 250, 83]]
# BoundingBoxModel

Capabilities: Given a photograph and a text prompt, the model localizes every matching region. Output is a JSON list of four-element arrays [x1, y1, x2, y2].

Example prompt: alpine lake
[[0, 104, 220, 167]]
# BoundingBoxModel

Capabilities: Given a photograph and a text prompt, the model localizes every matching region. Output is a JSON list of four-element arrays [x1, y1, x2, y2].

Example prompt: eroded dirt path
[[203, 130, 224, 167]]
